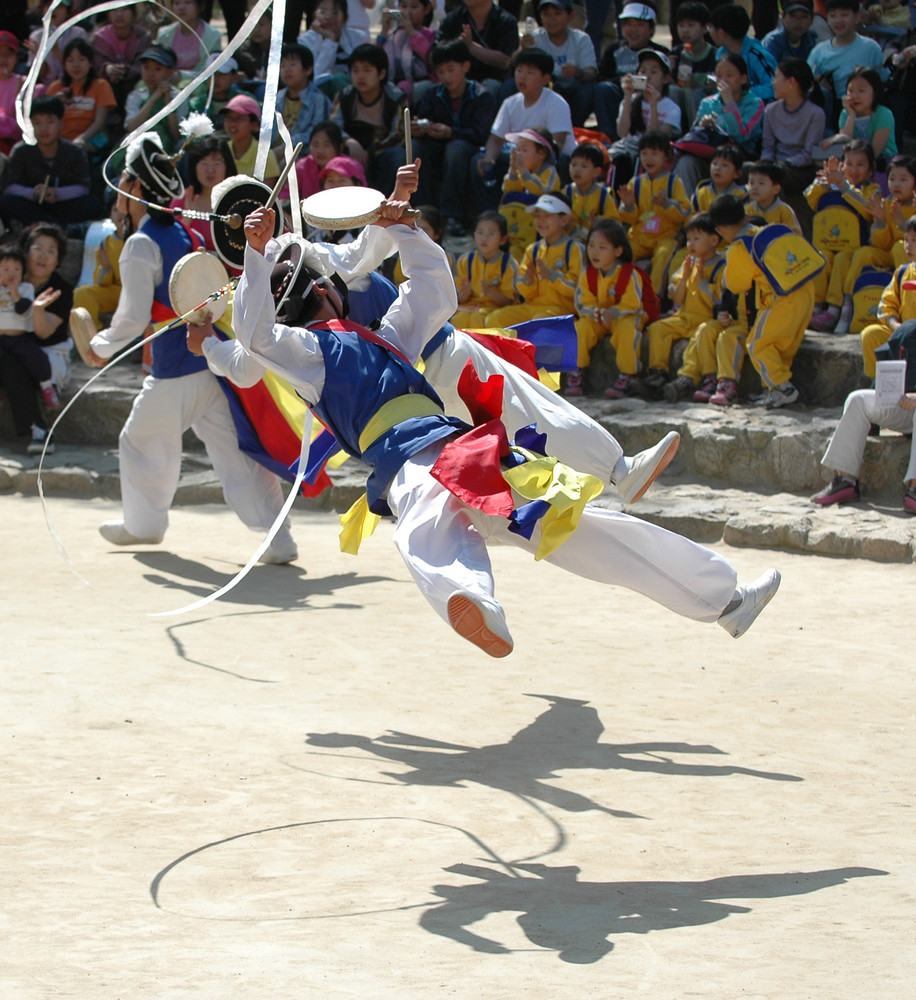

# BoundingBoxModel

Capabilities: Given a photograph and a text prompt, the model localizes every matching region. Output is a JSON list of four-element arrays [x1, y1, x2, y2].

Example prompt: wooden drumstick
[[403, 107, 412, 165]]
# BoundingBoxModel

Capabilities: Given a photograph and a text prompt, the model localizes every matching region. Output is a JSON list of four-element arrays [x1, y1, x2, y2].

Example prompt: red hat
[[223, 94, 261, 119], [319, 155, 367, 185], [0, 31, 20, 52]]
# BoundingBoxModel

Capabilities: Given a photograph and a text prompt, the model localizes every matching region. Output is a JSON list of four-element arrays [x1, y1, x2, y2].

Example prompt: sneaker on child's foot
[[904, 486, 916, 514], [808, 309, 838, 332], [717, 569, 781, 638], [40, 383, 61, 409], [758, 381, 799, 409], [26, 425, 53, 455], [564, 369, 584, 397], [663, 374, 694, 403], [811, 474, 860, 506], [709, 378, 738, 407], [642, 367, 667, 396], [692, 373, 718, 403], [604, 373, 641, 399]]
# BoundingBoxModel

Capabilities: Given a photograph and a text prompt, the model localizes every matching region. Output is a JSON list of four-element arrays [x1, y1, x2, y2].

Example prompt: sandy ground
[[2, 495, 913, 998]]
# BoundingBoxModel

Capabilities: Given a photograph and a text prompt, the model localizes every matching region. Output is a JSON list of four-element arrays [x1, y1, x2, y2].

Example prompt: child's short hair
[[310, 119, 344, 150], [570, 143, 607, 169], [842, 138, 875, 173], [475, 210, 508, 238], [710, 3, 751, 39], [0, 245, 25, 270], [887, 153, 916, 180], [512, 46, 555, 76], [747, 159, 785, 186], [348, 42, 388, 75], [904, 215, 916, 235], [708, 193, 747, 227], [716, 52, 749, 92], [30, 95, 64, 120], [846, 65, 882, 109], [416, 204, 443, 239], [685, 211, 719, 236], [309, 0, 348, 23], [280, 43, 314, 70], [711, 143, 744, 173], [825, 0, 859, 12], [431, 39, 471, 67], [675, 2, 710, 24], [588, 218, 633, 262], [638, 130, 672, 157], [777, 57, 815, 98]]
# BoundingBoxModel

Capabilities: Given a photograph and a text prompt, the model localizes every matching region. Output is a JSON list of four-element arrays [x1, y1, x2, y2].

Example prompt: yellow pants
[[746, 284, 816, 388], [73, 283, 121, 326], [843, 245, 901, 298], [860, 321, 893, 378], [676, 319, 748, 382], [627, 235, 677, 294], [574, 314, 642, 372], [812, 247, 854, 307], [647, 311, 708, 371], [453, 304, 498, 328]]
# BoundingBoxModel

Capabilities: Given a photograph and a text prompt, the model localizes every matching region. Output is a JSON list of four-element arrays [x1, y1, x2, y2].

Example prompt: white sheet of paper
[[875, 360, 907, 406]]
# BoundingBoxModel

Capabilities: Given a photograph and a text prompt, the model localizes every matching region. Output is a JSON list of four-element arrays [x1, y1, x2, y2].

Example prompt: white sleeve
[[376, 224, 458, 364], [90, 232, 159, 358], [233, 244, 326, 403], [309, 224, 398, 281], [201, 335, 267, 389], [299, 30, 337, 78]]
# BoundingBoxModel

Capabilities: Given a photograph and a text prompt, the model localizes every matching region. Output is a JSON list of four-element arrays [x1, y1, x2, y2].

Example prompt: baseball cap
[[0, 30, 20, 52], [505, 128, 554, 150], [526, 194, 572, 215], [320, 155, 367, 185], [223, 94, 262, 119], [208, 54, 239, 73], [782, 0, 814, 11], [636, 48, 670, 72], [539, 0, 574, 10], [620, 3, 657, 21], [139, 44, 177, 69]]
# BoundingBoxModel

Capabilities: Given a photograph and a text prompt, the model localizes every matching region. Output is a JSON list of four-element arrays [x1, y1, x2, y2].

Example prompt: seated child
[[859, 217, 916, 378], [73, 207, 126, 326], [691, 144, 747, 214], [562, 142, 618, 243], [305, 154, 367, 245], [377, 0, 436, 100], [484, 192, 585, 333], [91, 5, 152, 114], [807, 142, 880, 332], [500, 128, 561, 260], [822, 65, 897, 166], [47, 38, 117, 151], [124, 45, 186, 153], [670, 1, 719, 124], [0, 246, 58, 409], [300, 0, 367, 98], [572, 218, 650, 399], [155, 0, 222, 87], [189, 54, 243, 126], [296, 120, 344, 201], [222, 93, 280, 186], [745, 160, 802, 230], [617, 131, 691, 294], [453, 211, 520, 328], [709, 2, 778, 101], [392, 205, 454, 284], [709, 193, 822, 408], [643, 212, 727, 398], [762, 0, 818, 62], [275, 43, 331, 150], [863, 0, 912, 29], [0, 29, 25, 156], [610, 48, 682, 189]]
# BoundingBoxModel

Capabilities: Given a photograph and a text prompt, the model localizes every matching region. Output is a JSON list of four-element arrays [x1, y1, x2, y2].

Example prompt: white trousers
[[822, 389, 916, 483], [118, 370, 287, 539], [387, 444, 738, 635]]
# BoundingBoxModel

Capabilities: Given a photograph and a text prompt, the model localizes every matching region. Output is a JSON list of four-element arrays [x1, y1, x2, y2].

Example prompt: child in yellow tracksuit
[[745, 160, 801, 231], [72, 219, 125, 325], [860, 217, 916, 378], [571, 218, 648, 399], [709, 194, 821, 408], [485, 192, 584, 329], [562, 142, 617, 242], [452, 211, 519, 327], [643, 213, 726, 399], [807, 142, 879, 333], [500, 128, 561, 260], [617, 131, 690, 294]]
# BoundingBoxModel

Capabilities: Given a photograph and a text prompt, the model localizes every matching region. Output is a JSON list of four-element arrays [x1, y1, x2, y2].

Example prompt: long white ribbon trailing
[[255, 3, 287, 182], [274, 111, 303, 235]]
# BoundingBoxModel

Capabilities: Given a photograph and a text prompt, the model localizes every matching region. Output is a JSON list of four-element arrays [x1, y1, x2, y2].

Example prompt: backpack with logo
[[851, 267, 894, 334], [811, 189, 871, 254], [586, 261, 661, 325], [750, 224, 826, 295]]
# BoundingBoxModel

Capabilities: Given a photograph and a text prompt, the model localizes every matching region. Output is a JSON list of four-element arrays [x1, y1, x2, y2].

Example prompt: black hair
[[513, 46, 555, 76], [430, 39, 471, 67], [475, 209, 509, 242], [638, 130, 672, 156], [846, 65, 883, 109], [521, 127, 557, 163], [675, 2, 710, 24], [777, 56, 814, 97], [416, 204, 444, 241], [715, 51, 750, 94], [348, 42, 388, 76], [570, 143, 606, 169], [842, 138, 875, 175], [587, 218, 633, 262], [61, 37, 97, 90], [711, 143, 744, 173], [825, 0, 859, 12], [280, 42, 314, 70], [0, 245, 26, 270], [685, 211, 720, 236], [887, 153, 916, 182], [186, 136, 236, 195], [710, 3, 751, 39], [30, 95, 65, 120], [746, 159, 785, 186], [309, 119, 344, 152], [22, 222, 67, 262], [306, 0, 348, 27], [905, 215, 916, 235], [708, 193, 746, 227]]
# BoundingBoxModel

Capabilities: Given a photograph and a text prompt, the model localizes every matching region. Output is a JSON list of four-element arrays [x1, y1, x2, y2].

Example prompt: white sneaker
[[447, 592, 513, 658], [27, 426, 54, 455], [717, 569, 781, 638], [258, 528, 298, 565], [615, 430, 680, 504], [99, 520, 163, 546]]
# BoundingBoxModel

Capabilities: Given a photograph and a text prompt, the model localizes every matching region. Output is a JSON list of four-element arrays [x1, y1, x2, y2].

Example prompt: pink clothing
[[0, 74, 24, 155], [169, 197, 215, 250], [295, 156, 323, 200], [381, 26, 436, 99], [172, 24, 207, 72], [91, 23, 152, 83]]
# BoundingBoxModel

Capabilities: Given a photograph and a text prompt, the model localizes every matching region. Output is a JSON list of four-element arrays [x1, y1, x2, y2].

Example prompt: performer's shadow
[[419, 863, 887, 963], [132, 551, 390, 610], [303, 694, 802, 819]]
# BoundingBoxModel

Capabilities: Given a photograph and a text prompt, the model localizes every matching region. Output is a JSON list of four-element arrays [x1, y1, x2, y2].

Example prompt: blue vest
[[308, 323, 468, 514], [139, 215, 206, 379]]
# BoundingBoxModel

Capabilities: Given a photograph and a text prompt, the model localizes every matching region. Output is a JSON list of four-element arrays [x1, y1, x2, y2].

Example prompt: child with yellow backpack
[[499, 128, 561, 261]]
